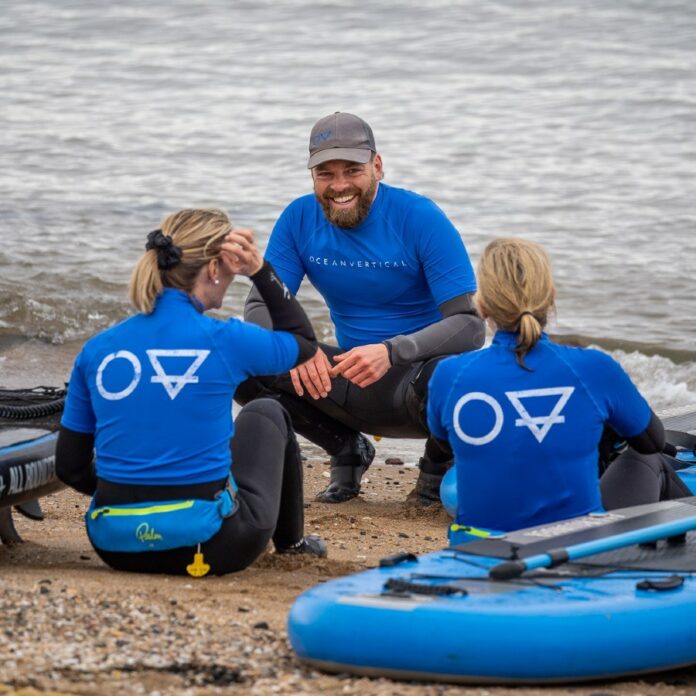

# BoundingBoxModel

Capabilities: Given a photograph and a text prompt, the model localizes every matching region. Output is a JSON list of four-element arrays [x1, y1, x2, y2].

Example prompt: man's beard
[[316, 175, 377, 228]]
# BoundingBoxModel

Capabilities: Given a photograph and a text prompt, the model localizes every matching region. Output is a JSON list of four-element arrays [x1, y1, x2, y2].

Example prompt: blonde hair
[[476, 237, 555, 368], [129, 209, 232, 314]]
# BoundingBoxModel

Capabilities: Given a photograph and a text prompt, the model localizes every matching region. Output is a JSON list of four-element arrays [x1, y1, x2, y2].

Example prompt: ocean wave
[[610, 350, 696, 413]]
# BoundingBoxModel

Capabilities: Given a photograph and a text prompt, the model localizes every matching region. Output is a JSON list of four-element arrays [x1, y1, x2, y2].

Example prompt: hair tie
[[518, 311, 535, 322], [145, 229, 182, 270]]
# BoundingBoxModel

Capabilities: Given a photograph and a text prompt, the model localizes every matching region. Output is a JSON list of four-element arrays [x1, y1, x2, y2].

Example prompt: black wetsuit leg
[[235, 342, 448, 452], [93, 399, 305, 575], [236, 346, 453, 505], [410, 357, 454, 470], [600, 448, 691, 510]]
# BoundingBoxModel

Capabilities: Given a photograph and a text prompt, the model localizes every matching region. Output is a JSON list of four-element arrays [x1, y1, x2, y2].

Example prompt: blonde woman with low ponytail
[[475, 238, 555, 368], [427, 237, 687, 540], [56, 209, 327, 577]]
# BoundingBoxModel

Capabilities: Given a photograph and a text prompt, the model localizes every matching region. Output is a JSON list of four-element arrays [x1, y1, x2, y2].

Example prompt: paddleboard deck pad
[[289, 498, 696, 684]]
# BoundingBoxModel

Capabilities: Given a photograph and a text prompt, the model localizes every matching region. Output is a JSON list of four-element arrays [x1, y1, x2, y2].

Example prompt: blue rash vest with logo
[[61, 289, 299, 486], [265, 183, 477, 349], [427, 332, 652, 532]]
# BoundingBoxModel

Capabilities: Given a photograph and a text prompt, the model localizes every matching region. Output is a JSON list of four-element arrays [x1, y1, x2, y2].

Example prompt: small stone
[[385, 458, 404, 466], [398, 532, 409, 539], [238, 607, 250, 613], [253, 621, 269, 630], [39, 585, 50, 595]]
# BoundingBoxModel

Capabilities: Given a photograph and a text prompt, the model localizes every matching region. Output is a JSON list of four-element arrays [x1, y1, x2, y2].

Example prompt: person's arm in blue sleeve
[[385, 198, 484, 365], [426, 360, 451, 444], [601, 353, 664, 454], [247, 260, 317, 367], [56, 355, 97, 495], [245, 206, 306, 329]]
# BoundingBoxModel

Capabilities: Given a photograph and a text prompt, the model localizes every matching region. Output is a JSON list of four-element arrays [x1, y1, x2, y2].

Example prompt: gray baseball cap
[[307, 112, 376, 169]]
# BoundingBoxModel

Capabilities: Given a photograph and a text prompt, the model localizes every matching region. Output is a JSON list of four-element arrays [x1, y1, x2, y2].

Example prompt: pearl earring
[[213, 278, 220, 285]]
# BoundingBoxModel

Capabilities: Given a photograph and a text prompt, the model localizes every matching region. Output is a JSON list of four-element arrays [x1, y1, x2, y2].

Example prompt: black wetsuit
[[56, 262, 318, 575]]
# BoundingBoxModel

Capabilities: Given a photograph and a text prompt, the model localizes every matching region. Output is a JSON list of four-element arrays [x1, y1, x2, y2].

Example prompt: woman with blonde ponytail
[[428, 237, 687, 538], [56, 209, 327, 576]]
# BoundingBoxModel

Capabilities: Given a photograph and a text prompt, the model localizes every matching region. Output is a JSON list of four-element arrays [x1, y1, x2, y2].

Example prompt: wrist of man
[[382, 340, 394, 366]]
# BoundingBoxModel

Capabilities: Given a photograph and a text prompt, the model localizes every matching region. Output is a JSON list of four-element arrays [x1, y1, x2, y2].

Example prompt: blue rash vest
[[427, 332, 652, 532], [265, 183, 477, 349], [61, 288, 299, 486]]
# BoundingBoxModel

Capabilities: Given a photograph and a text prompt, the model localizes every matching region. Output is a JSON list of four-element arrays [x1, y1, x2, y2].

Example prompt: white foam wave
[[608, 350, 696, 413]]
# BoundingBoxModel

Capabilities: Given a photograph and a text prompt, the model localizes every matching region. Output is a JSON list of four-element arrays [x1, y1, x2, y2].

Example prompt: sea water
[[1, 0, 694, 463]]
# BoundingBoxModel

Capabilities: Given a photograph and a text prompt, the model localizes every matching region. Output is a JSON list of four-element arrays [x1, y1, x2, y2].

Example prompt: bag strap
[[217, 477, 238, 519]]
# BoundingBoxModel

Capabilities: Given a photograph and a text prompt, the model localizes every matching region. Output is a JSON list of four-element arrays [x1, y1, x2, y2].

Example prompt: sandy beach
[[0, 439, 695, 696]]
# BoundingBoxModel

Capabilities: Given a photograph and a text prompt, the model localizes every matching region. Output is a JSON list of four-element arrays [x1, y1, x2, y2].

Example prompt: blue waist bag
[[86, 486, 237, 553]]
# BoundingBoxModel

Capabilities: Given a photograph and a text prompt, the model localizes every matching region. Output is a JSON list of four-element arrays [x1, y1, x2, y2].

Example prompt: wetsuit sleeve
[[426, 360, 452, 442], [596, 352, 654, 442], [244, 205, 306, 328], [624, 410, 665, 454], [249, 260, 317, 365], [231, 260, 318, 375], [60, 352, 97, 434], [57, 354, 97, 495], [244, 285, 273, 329], [384, 293, 485, 365], [56, 427, 97, 495]]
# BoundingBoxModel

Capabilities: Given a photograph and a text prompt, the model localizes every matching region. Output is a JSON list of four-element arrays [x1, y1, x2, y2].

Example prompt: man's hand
[[329, 344, 390, 388], [290, 347, 333, 399]]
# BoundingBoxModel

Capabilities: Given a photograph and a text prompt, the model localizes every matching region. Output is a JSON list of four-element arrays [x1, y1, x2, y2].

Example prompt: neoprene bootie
[[315, 433, 375, 504], [407, 457, 453, 507], [277, 534, 327, 558]]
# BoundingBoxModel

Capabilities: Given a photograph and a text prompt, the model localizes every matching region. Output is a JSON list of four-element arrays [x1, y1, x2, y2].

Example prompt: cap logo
[[310, 129, 332, 147]]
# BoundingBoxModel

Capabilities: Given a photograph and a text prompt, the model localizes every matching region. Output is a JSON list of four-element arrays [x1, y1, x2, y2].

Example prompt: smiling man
[[237, 112, 485, 505]]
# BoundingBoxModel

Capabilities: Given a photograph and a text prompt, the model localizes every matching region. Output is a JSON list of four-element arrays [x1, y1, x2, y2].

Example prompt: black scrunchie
[[145, 229, 182, 270]]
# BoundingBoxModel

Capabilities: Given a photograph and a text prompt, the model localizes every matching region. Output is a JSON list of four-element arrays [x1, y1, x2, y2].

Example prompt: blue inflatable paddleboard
[[0, 428, 60, 509], [289, 498, 696, 684]]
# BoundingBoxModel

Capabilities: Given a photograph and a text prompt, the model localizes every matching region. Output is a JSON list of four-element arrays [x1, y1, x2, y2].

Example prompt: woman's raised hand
[[220, 228, 264, 277]]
